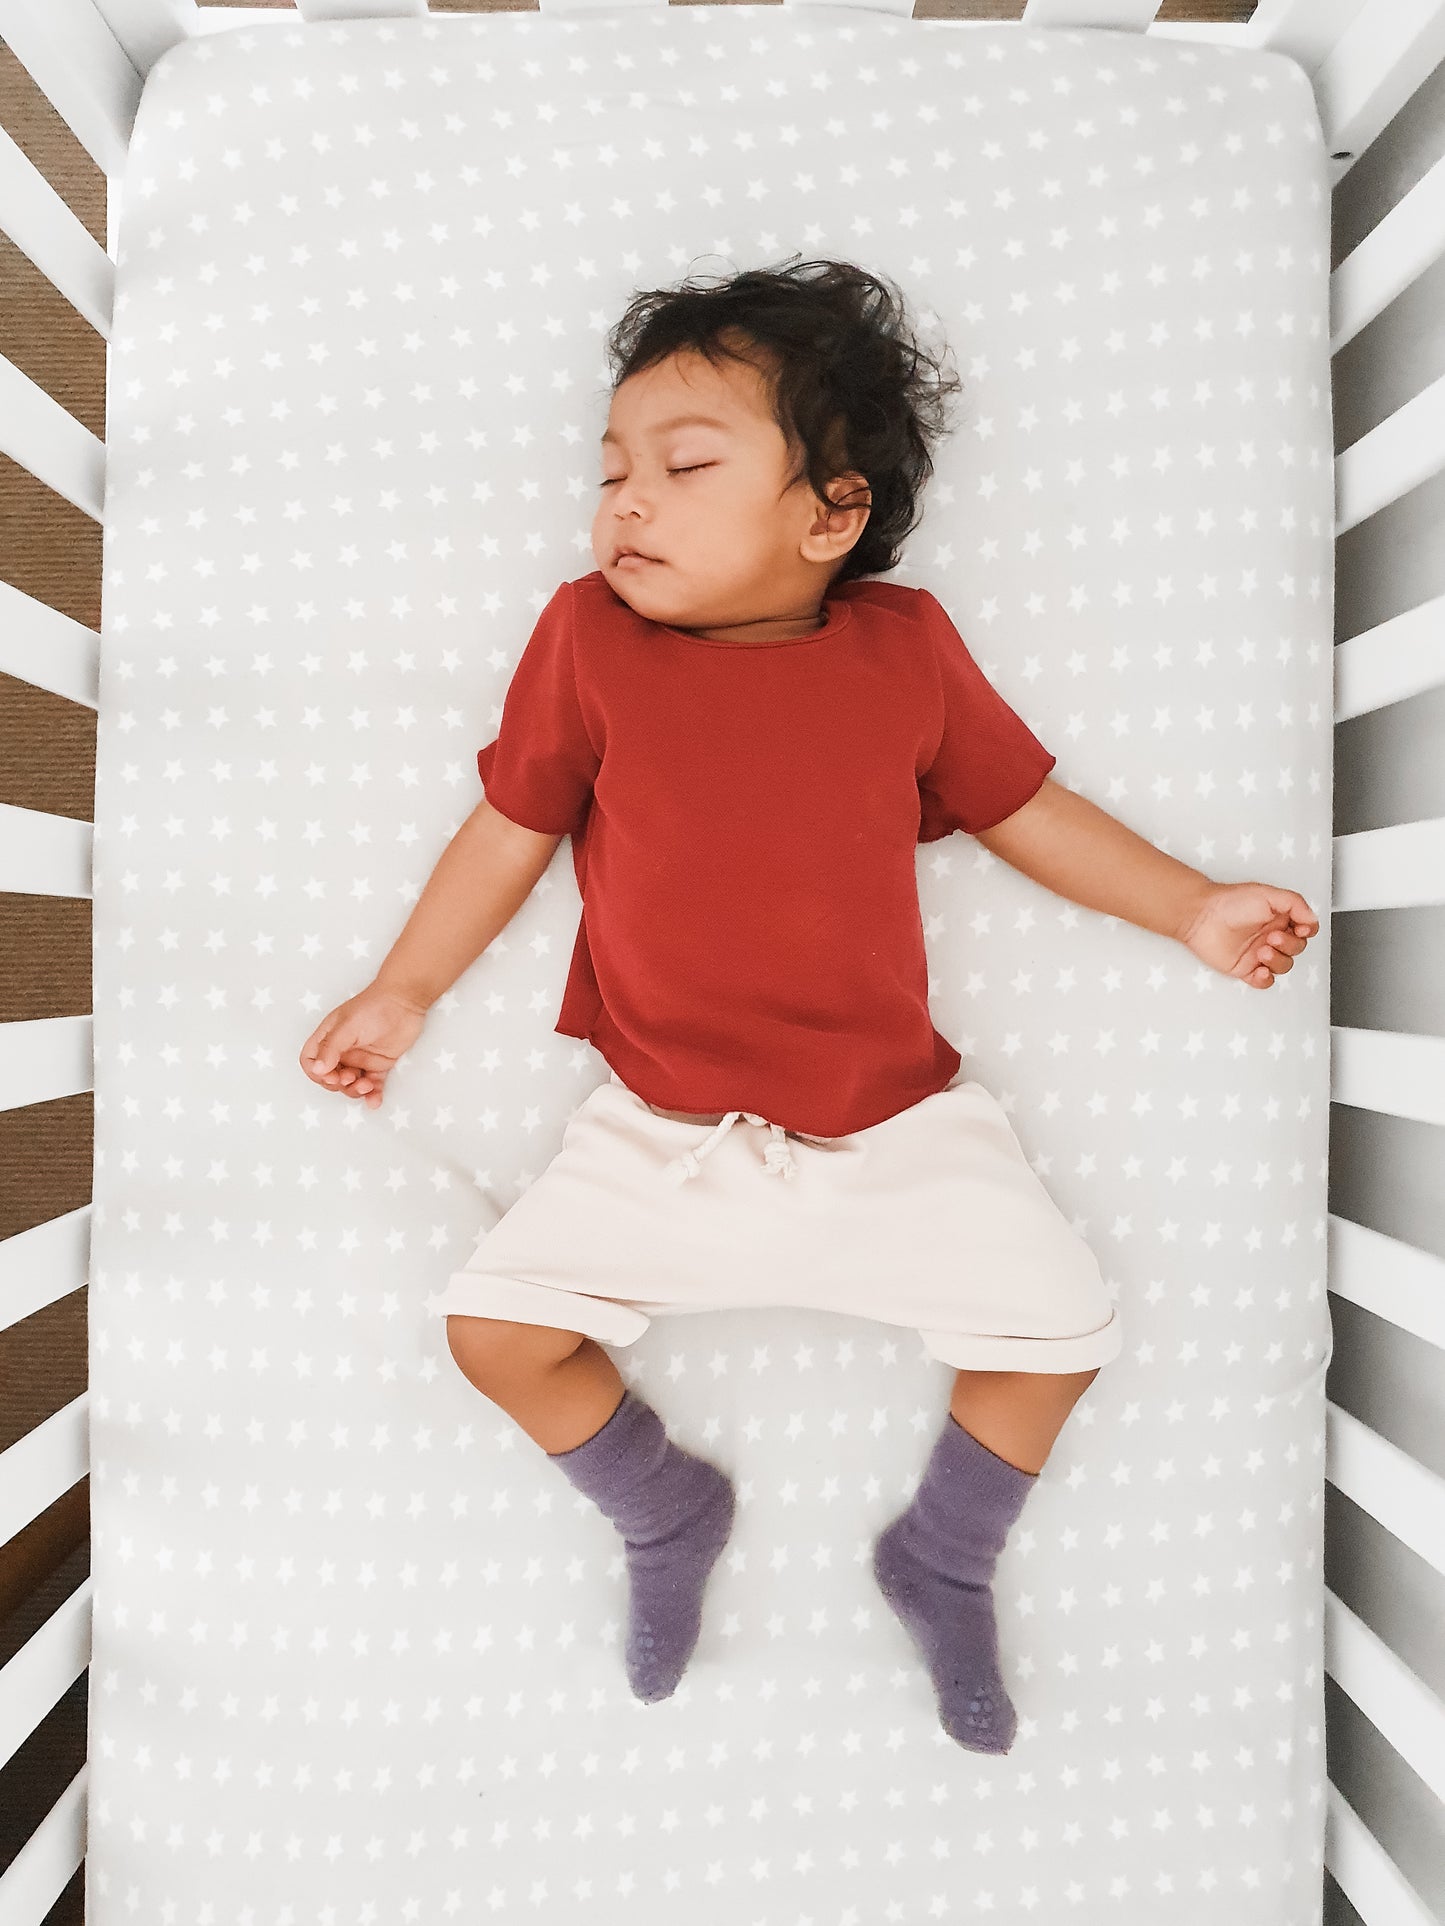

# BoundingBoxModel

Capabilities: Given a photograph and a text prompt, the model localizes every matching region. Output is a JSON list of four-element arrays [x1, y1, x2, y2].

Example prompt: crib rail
[[1327, 1784, 1442, 1926], [0, 1211, 92, 1332], [1328, 1218, 1445, 1351], [0, 122, 113, 340], [2, 2, 1444, 1923], [1335, 594, 1445, 722], [0, 1767, 87, 1925], [0, 579, 99, 709], [0, 349, 105, 523]]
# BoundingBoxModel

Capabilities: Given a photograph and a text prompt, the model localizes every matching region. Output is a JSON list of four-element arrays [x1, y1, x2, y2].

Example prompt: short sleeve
[[916, 594, 1057, 841], [476, 583, 599, 837]]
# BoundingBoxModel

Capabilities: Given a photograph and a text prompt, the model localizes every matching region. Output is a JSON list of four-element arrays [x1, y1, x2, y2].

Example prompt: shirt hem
[[555, 1021, 965, 1139]]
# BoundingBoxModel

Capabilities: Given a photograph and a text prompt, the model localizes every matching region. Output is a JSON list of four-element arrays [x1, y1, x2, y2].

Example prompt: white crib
[[0, 0, 1442, 1920]]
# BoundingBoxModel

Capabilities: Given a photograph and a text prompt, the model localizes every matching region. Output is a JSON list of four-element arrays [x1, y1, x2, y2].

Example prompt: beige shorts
[[432, 1068, 1123, 1374]]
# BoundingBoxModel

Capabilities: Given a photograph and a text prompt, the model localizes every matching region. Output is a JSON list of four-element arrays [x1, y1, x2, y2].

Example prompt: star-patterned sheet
[[87, 11, 1335, 1921]]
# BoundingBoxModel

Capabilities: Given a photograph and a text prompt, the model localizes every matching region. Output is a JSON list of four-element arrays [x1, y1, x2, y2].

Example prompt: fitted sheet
[[88, 12, 1336, 1923]]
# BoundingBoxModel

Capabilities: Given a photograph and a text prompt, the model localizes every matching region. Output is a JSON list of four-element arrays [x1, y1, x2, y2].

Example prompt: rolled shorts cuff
[[919, 1304, 1124, 1373], [430, 1271, 650, 1347]]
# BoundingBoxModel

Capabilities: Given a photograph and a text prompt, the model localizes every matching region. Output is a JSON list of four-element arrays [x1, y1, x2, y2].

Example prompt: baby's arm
[[299, 800, 565, 1107], [973, 778, 1211, 940], [973, 778, 1317, 989], [375, 798, 564, 1011]]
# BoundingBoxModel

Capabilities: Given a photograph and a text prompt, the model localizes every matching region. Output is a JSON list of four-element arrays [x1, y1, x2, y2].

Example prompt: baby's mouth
[[613, 547, 662, 568]]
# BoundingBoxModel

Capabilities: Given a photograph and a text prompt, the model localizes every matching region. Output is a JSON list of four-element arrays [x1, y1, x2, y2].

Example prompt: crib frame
[[1, 0, 1443, 1918]]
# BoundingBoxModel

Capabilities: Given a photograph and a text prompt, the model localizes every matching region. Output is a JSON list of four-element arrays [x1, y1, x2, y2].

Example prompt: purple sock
[[872, 1412, 1039, 1754], [547, 1389, 736, 1703]]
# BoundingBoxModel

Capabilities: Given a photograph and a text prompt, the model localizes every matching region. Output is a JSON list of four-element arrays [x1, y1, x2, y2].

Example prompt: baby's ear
[[824, 471, 871, 515], [820, 466, 878, 527]]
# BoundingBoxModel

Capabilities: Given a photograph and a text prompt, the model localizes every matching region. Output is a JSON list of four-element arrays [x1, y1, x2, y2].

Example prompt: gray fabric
[[548, 1390, 736, 1701], [873, 1412, 1041, 1754], [88, 11, 1334, 1922]]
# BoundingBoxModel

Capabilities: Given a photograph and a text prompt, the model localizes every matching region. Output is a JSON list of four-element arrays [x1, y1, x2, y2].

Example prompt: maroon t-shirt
[[476, 569, 1056, 1136]]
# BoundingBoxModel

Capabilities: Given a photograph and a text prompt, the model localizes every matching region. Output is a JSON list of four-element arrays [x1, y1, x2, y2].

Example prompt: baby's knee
[[1058, 1365, 1102, 1396], [444, 1312, 583, 1390]]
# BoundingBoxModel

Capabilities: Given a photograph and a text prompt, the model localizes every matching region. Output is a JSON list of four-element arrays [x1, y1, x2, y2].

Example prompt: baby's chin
[[598, 558, 705, 629]]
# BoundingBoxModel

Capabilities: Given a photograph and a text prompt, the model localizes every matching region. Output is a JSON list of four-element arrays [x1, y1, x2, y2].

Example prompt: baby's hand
[[1177, 882, 1320, 989], [299, 982, 428, 1109]]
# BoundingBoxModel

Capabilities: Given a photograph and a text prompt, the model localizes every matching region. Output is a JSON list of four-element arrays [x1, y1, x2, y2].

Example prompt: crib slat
[[1018, 0, 1162, 26], [294, 0, 427, 17], [1328, 1214, 1445, 1353], [83, 0, 200, 82], [1324, 1590, 1445, 1805], [0, 1582, 90, 1778], [0, 1211, 91, 1340], [1330, 1025, 1445, 1128], [0, 1764, 87, 1926], [0, 351, 105, 525], [0, 804, 92, 900], [191, 4, 304, 26], [0, 123, 113, 341], [1327, 1403, 1445, 1581], [1245, 0, 1371, 72], [1333, 817, 1445, 912], [1335, 371, 1445, 537], [0, 1396, 88, 1559], [0, 1018, 92, 1115], [1326, 1782, 1440, 1926], [1335, 593, 1445, 723], [0, 581, 99, 711], [1332, 148, 1445, 353], [0, 0, 145, 178], [1313, 0, 1445, 175]]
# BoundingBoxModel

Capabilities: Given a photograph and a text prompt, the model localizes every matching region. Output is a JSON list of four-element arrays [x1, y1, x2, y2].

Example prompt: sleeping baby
[[299, 258, 1319, 1755]]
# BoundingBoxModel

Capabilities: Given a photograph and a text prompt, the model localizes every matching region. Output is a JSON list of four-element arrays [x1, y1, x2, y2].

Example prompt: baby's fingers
[[300, 1013, 344, 1071], [340, 1068, 386, 1105], [304, 1057, 354, 1089], [301, 1036, 349, 1083], [333, 1067, 384, 1100]]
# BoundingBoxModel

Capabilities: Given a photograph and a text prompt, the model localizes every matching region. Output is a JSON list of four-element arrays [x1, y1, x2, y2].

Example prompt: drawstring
[[607, 1071, 801, 1185], [663, 1111, 798, 1186]]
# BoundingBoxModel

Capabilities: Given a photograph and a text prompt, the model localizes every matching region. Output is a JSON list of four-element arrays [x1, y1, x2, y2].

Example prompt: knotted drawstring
[[663, 1110, 799, 1186]]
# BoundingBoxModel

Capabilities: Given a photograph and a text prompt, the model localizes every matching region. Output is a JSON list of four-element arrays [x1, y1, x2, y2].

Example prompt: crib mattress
[[89, 12, 1335, 1923]]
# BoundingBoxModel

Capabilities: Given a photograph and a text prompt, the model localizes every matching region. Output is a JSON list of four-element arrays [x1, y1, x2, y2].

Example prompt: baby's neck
[[679, 603, 830, 646]]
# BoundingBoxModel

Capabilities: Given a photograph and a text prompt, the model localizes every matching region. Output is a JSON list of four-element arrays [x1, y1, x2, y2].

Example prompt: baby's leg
[[445, 1315, 625, 1453], [873, 1367, 1102, 1755], [445, 1315, 735, 1703], [950, 1365, 1101, 1475]]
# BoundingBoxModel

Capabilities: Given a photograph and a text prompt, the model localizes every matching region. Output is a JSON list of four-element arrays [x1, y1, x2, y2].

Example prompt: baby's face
[[592, 346, 849, 632]]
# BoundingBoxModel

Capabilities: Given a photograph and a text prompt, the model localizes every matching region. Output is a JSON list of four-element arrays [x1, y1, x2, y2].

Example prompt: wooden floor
[[0, 3, 1258, 1919]]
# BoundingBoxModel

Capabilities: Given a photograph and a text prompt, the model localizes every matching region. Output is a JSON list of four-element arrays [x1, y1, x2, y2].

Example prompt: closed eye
[[597, 466, 716, 489]]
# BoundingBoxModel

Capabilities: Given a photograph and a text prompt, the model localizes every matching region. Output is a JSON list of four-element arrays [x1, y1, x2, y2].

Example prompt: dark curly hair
[[604, 257, 962, 584]]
